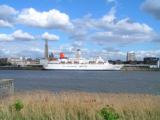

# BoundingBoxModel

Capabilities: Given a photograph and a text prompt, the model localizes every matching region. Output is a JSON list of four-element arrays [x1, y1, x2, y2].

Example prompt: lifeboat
[[50, 58, 57, 61], [98, 61, 103, 63], [89, 60, 96, 64], [74, 60, 79, 63], [61, 60, 65, 63], [67, 60, 72, 63]]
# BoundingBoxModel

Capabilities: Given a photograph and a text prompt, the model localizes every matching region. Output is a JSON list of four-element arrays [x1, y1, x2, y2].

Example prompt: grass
[[0, 90, 160, 120]]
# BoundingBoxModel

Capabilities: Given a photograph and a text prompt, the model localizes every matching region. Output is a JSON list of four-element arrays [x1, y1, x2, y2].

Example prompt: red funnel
[[60, 53, 65, 58]]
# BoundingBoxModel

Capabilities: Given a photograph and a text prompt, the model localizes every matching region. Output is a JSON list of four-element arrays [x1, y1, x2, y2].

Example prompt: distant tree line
[[123, 61, 143, 64], [0, 62, 12, 66], [27, 65, 43, 67]]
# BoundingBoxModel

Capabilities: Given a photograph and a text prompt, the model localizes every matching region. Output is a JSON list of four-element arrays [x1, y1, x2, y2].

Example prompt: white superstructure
[[43, 53, 123, 71]]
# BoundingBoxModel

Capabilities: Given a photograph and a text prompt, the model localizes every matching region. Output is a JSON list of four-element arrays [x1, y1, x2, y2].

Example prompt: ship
[[43, 49, 123, 71]]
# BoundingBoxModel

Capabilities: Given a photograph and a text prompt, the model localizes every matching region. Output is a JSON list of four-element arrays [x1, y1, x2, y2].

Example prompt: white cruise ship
[[43, 49, 123, 71]]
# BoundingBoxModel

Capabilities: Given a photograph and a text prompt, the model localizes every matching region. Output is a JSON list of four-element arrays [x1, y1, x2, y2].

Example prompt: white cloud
[[0, 30, 36, 42], [101, 6, 116, 21], [87, 31, 160, 46], [141, 0, 160, 21], [0, 30, 60, 42], [0, 5, 18, 28], [0, 20, 14, 29], [71, 41, 84, 47], [68, 41, 85, 50], [41, 32, 59, 41], [0, 5, 18, 16], [68, 30, 88, 40], [0, 5, 74, 30], [0, 34, 14, 41], [1, 39, 160, 60], [104, 47, 120, 52], [71, 6, 160, 46], [17, 8, 74, 30], [107, 0, 118, 4], [0, 40, 45, 58], [12, 30, 36, 40]]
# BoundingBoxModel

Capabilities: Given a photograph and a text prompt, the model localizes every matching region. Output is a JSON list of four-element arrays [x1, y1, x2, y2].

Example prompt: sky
[[0, 0, 160, 61]]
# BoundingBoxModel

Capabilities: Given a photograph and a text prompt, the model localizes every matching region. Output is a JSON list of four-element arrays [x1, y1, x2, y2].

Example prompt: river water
[[0, 70, 160, 95]]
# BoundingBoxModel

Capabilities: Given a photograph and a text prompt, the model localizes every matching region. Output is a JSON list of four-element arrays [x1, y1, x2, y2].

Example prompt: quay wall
[[120, 68, 160, 71], [0, 79, 14, 96], [0, 67, 42, 70], [0, 67, 160, 71]]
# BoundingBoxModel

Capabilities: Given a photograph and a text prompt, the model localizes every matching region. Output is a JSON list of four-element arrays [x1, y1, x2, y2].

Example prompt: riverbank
[[0, 90, 160, 120], [0, 67, 42, 70], [120, 68, 160, 71], [0, 67, 160, 71]]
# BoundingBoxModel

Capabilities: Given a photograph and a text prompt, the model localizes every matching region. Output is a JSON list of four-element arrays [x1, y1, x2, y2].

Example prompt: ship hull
[[43, 64, 123, 71], [43, 69, 119, 71]]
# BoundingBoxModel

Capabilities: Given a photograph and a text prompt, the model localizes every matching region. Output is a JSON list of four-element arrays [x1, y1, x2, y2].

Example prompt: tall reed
[[0, 90, 160, 120]]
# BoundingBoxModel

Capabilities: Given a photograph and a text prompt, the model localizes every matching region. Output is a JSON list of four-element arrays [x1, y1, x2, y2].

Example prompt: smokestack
[[77, 49, 82, 58]]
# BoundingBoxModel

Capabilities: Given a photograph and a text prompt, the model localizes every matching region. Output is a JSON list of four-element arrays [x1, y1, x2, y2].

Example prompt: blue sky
[[0, 0, 160, 60]]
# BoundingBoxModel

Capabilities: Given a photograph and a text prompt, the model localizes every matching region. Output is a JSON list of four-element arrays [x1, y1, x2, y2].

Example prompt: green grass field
[[0, 90, 160, 120]]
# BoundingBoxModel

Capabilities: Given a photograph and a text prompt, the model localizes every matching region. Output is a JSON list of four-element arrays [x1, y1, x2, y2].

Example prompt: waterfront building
[[8, 58, 21, 67], [0, 57, 8, 63], [108, 60, 114, 64], [130, 61, 137, 65], [127, 53, 136, 61], [40, 58, 48, 65], [35, 58, 41, 64], [143, 57, 159, 68], [8, 56, 27, 67], [30, 60, 35, 64], [143, 57, 159, 64], [44, 39, 48, 59], [123, 64, 150, 68], [108, 60, 123, 65], [115, 60, 122, 64], [27, 57, 32, 62], [49, 52, 54, 59], [20, 56, 27, 66]]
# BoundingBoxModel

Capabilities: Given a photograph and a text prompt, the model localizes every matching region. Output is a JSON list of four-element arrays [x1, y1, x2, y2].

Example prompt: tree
[[8, 62, 12, 67], [0, 62, 7, 66]]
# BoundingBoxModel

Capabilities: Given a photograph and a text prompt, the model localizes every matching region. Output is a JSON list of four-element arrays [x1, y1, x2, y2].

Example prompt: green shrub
[[0, 102, 5, 119], [97, 106, 123, 120], [12, 99, 24, 119], [12, 98, 24, 112]]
